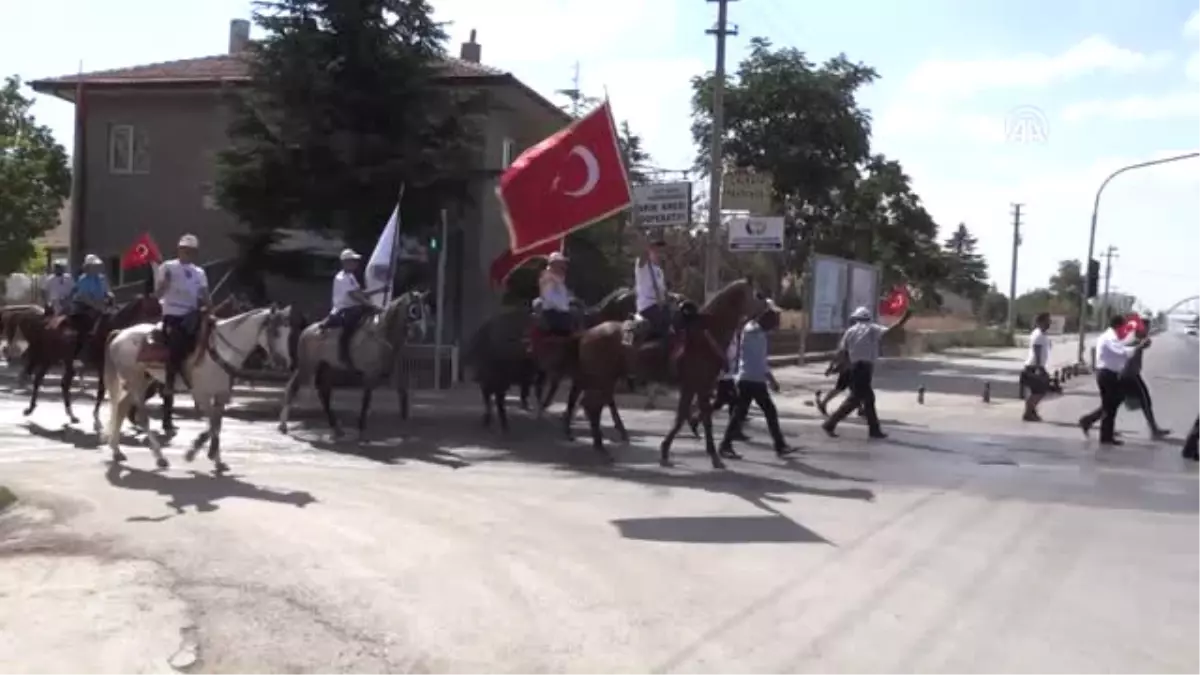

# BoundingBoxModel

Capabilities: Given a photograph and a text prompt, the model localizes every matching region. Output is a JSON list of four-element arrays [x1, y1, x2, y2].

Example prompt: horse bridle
[[205, 307, 289, 375]]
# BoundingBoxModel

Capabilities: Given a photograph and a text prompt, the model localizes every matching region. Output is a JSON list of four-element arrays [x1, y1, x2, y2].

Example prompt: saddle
[[137, 316, 214, 366]]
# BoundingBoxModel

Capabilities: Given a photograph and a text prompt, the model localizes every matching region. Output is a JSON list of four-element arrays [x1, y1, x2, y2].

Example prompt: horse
[[0, 304, 45, 380], [103, 306, 293, 472], [574, 279, 767, 467], [277, 290, 429, 440], [12, 295, 161, 425]]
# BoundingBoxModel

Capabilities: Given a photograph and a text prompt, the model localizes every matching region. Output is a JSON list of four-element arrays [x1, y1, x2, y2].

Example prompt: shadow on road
[[612, 514, 828, 544], [104, 462, 317, 518]]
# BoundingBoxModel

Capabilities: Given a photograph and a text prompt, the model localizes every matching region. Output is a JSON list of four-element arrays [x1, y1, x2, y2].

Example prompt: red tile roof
[[31, 53, 506, 89]]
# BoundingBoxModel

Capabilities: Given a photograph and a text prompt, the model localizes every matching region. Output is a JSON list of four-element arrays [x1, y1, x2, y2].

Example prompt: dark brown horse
[[17, 295, 162, 426], [574, 279, 767, 467]]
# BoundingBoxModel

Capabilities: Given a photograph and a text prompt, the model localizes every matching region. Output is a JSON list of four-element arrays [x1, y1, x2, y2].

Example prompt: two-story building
[[31, 19, 569, 342]]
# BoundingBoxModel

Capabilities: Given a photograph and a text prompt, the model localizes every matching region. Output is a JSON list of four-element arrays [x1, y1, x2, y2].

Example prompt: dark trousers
[[1183, 418, 1199, 459], [541, 309, 575, 336], [161, 312, 200, 425], [721, 380, 786, 451], [325, 305, 372, 366], [640, 303, 670, 339], [67, 306, 97, 357], [1081, 369, 1125, 442], [712, 378, 738, 414], [825, 361, 882, 434], [1125, 373, 1161, 432]]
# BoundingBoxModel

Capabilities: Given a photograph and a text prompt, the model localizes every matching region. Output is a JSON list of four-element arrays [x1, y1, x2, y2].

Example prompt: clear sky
[[6, 0, 1198, 311]]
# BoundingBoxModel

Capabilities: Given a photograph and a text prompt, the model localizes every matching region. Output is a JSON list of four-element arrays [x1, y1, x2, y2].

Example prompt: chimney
[[459, 29, 481, 63], [229, 19, 251, 54]]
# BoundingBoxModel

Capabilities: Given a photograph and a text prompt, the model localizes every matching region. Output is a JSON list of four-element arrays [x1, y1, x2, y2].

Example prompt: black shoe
[[717, 446, 743, 460], [1023, 411, 1042, 422], [1099, 438, 1124, 446], [868, 431, 888, 440], [775, 446, 799, 457], [1151, 429, 1172, 440], [821, 422, 837, 438], [1078, 418, 1091, 438], [814, 392, 828, 418]]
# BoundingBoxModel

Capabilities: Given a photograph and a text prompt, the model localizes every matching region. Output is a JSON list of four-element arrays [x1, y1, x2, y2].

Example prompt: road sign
[[721, 170, 773, 214], [633, 181, 692, 228], [727, 216, 784, 252]]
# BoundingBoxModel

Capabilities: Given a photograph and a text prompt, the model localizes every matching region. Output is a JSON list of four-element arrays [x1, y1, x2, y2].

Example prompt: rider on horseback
[[537, 252, 575, 336], [42, 259, 74, 315], [156, 234, 211, 431], [635, 237, 670, 340], [324, 248, 380, 372], [65, 254, 113, 359]]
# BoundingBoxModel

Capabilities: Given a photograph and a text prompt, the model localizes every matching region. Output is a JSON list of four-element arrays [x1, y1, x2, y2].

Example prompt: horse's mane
[[702, 279, 751, 315]]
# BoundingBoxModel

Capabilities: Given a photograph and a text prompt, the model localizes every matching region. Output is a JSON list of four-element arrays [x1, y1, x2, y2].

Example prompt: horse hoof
[[277, 422, 288, 434], [711, 458, 727, 470], [659, 458, 674, 468], [184, 449, 198, 463], [21, 407, 32, 417], [67, 416, 80, 425], [155, 458, 169, 470], [688, 424, 699, 438]]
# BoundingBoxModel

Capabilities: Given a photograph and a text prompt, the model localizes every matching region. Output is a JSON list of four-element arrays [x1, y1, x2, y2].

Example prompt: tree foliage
[[689, 38, 953, 306], [942, 223, 989, 306], [216, 0, 484, 275], [0, 75, 70, 274]]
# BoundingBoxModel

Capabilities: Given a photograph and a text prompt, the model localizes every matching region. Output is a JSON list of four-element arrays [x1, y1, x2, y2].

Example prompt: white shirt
[[1025, 327, 1051, 367], [634, 259, 665, 312], [157, 259, 208, 316], [721, 329, 742, 381], [330, 270, 362, 312], [42, 273, 74, 308], [539, 271, 571, 311], [1095, 327, 1136, 373], [840, 322, 887, 364]]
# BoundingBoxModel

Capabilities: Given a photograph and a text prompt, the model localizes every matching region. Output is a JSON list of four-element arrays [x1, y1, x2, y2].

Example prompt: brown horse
[[17, 295, 162, 426], [574, 279, 767, 468]]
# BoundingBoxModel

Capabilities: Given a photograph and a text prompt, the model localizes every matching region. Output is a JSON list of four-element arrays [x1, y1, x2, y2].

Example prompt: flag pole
[[433, 208, 449, 389], [383, 183, 405, 307]]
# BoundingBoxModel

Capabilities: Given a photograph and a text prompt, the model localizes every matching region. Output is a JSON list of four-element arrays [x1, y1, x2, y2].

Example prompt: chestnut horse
[[573, 279, 767, 468]]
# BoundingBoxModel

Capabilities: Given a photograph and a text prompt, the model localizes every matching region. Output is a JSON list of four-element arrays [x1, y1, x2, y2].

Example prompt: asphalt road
[[0, 336, 1196, 673]]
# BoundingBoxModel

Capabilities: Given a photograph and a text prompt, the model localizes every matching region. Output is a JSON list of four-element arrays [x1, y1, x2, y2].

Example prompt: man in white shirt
[[155, 233, 210, 431], [1078, 314, 1151, 445], [1020, 312, 1053, 422], [324, 249, 379, 372], [634, 237, 669, 339], [41, 260, 73, 315], [536, 252, 575, 336], [822, 305, 912, 439]]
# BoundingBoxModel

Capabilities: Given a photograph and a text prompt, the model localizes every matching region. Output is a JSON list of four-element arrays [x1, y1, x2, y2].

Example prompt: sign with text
[[633, 181, 692, 228], [727, 216, 785, 252], [721, 170, 773, 213]]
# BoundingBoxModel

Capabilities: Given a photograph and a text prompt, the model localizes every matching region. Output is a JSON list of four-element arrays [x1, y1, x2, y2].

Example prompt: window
[[501, 137, 515, 169], [108, 124, 150, 174]]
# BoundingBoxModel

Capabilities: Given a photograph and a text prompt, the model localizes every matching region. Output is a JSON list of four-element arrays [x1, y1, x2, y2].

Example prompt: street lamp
[[1075, 151, 1200, 361]]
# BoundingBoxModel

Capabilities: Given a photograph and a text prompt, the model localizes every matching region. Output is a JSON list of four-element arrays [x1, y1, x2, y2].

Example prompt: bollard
[[982, 382, 991, 403], [1051, 372, 1060, 388], [918, 384, 926, 404]]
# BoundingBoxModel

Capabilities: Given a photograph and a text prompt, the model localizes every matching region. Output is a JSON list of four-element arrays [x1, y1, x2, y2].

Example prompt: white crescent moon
[[563, 145, 600, 197]]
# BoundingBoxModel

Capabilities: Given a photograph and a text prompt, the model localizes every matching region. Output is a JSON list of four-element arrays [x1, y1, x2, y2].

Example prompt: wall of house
[[81, 87, 239, 283]]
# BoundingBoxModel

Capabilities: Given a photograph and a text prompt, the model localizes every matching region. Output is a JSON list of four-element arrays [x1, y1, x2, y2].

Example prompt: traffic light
[[428, 236, 439, 252], [1086, 258, 1100, 298]]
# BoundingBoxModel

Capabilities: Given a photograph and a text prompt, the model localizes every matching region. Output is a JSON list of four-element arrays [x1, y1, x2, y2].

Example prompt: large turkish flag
[[497, 101, 633, 254], [489, 238, 563, 287]]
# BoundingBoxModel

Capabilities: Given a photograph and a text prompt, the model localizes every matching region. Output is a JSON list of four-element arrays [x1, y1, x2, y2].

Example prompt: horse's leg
[[643, 382, 658, 410], [659, 389, 695, 468], [22, 361, 49, 417], [562, 380, 581, 440], [108, 390, 130, 463], [92, 363, 108, 433], [581, 388, 612, 461], [60, 358, 80, 425], [540, 373, 562, 413], [186, 397, 213, 462], [278, 368, 306, 434], [315, 364, 342, 438], [356, 385, 374, 442], [495, 388, 509, 433], [608, 396, 629, 444], [480, 384, 493, 428], [695, 391, 724, 470], [397, 375, 410, 421], [137, 384, 168, 470], [207, 400, 229, 474], [687, 397, 701, 438]]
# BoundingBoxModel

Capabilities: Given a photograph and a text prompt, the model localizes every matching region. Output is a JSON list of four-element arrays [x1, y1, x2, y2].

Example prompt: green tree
[[0, 75, 70, 274], [978, 284, 1009, 325], [942, 223, 990, 305], [217, 0, 483, 274], [1048, 259, 1083, 303]]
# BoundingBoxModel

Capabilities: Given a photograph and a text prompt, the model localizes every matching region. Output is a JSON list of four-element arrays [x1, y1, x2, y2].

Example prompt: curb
[[0, 486, 15, 513]]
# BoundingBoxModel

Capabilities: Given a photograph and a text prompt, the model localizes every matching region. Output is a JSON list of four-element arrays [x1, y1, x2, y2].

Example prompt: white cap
[[339, 248, 362, 261], [52, 259, 67, 267], [179, 234, 199, 248], [83, 254, 103, 266], [851, 306, 872, 320], [547, 251, 568, 264]]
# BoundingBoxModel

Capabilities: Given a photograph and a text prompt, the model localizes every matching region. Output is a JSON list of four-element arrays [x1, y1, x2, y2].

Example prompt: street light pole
[[1075, 151, 1200, 362]]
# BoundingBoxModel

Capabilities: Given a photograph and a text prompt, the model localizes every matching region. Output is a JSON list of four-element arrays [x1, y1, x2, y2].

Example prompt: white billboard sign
[[721, 170, 773, 214], [633, 181, 692, 228], [727, 216, 785, 252]]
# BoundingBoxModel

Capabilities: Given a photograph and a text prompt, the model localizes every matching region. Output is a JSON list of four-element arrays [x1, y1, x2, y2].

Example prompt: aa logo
[[1005, 106, 1049, 145]]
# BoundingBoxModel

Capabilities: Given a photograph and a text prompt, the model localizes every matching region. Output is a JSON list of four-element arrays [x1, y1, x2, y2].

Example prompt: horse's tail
[[103, 329, 125, 440]]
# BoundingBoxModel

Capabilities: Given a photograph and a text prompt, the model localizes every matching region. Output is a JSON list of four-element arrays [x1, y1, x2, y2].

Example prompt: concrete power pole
[[1006, 203, 1023, 334], [1100, 245, 1119, 325], [704, 0, 737, 301]]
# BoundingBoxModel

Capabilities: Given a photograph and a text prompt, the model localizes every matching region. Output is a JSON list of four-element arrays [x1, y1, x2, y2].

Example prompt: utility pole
[[704, 0, 737, 302], [1100, 245, 1119, 325], [555, 61, 583, 117], [1006, 203, 1023, 334]]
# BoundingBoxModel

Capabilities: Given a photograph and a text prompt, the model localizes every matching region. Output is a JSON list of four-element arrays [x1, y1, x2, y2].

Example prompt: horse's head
[[381, 290, 431, 346], [255, 305, 293, 370], [705, 278, 770, 327]]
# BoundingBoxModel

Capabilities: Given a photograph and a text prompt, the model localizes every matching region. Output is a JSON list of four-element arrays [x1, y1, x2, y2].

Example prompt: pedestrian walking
[[821, 305, 913, 439], [1078, 315, 1152, 446], [717, 305, 795, 459], [710, 325, 749, 440], [1121, 325, 1170, 440], [1020, 312, 1053, 422]]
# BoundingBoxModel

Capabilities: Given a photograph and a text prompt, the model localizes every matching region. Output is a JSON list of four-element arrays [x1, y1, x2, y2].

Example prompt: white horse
[[103, 306, 293, 472]]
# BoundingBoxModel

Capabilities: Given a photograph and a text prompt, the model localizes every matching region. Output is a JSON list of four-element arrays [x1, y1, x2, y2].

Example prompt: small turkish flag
[[1115, 313, 1145, 340], [489, 238, 563, 287], [497, 101, 633, 254], [879, 286, 909, 316], [120, 233, 162, 271]]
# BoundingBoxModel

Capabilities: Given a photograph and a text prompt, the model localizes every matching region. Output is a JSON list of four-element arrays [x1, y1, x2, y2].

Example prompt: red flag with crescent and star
[[489, 238, 563, 288], [497, 101, 633, 254], [1115, 313, 1145, 340], [879, 286, 910, 316], [120, 232, 162, 271]]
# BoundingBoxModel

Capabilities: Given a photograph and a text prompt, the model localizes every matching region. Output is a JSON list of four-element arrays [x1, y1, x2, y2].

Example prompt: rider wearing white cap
[[324, 248, 380, 371], [155, 234, 210, 430], [41, 258, 74, 315], [64, 254, 114, 358], [537, 251, 575, 335], [821, 303, 911, 439], [634, 236, 670, 338]]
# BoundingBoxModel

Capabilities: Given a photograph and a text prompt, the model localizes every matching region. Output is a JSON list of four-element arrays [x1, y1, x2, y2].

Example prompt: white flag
[[365, 204, 400, 308]]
